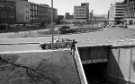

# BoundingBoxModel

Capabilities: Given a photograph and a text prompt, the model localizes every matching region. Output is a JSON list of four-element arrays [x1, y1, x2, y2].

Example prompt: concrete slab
[[0, 49, 86, 84]]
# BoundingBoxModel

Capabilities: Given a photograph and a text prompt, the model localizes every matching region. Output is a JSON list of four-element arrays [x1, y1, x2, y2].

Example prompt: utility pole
[[51, 0, 54, 48]]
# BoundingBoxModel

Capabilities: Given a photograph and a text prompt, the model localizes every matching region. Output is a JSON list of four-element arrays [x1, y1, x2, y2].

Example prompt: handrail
[[74, 45, 88, 84]]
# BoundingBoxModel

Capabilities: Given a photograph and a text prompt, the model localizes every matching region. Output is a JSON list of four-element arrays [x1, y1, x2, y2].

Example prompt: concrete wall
[[107, 46, 135, 84], [78, 46, 109, 64], [78, 45, 135, 84]]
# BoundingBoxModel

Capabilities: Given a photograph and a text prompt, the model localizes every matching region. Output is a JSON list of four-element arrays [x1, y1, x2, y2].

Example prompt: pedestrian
[[71, 40, 77, 51]]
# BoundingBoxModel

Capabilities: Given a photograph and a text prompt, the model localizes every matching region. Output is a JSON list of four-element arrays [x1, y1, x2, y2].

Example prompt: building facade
[[91, 16, 107, 25], [53, 8, 58, 23], [0, 1, 16, 24], [48, 7, 58, 24], [38, 4, 51, 25], [15, 0, 31, 23], [29, 2, 38, 24], [74, 3, 89, 23], [1, 0, 58, 24], [8, 0, 30, 24], [30, 3, 58, 25], [124, 0, 135, 25], [108, 2, 126, 25], [57, 15, 64, 24], [65, 12, 73, 19]]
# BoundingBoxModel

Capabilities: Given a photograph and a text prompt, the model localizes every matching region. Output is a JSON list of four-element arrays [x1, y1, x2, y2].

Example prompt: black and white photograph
[[0, 0, 135, 84]]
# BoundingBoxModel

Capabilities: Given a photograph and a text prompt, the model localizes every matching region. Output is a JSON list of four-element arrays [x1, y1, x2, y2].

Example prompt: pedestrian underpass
[[77, 46, 110, 84], [1, 39, 135, 84], [83, 63, 108, 84], [77, 44, 135, 84]]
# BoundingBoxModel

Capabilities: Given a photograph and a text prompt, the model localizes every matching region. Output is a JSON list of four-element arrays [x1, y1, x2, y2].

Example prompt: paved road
[[1, 28, 135, 52]]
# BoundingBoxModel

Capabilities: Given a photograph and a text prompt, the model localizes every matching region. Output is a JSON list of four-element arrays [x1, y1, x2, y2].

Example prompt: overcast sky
[[29, 0, 124, 15]]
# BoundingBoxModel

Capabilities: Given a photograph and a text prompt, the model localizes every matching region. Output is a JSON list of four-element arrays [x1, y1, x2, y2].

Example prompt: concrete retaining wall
[[78, 45, 135, 84], [78, 46, 109, 64], [107, 46, 135, 84]]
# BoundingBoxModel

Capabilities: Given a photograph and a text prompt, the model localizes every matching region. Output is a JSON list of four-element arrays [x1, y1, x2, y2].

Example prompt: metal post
[[51, 0, 54, 48]]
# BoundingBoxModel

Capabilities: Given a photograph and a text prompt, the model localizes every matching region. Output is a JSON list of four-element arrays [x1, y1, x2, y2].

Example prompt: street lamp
[[51, 0, 54, 48]]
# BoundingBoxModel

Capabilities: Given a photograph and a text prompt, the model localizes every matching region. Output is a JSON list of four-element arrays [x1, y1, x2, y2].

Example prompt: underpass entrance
[[83, 63, 108, 84], [78, 46, 111, 84]]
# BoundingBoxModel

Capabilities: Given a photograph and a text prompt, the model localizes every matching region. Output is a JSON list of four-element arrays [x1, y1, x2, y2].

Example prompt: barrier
[[106, 46, 135, 84], [75, 45, 88, 84]]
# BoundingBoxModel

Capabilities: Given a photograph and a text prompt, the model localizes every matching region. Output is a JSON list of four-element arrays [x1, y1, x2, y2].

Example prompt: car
[[59, 25, 77, 34]]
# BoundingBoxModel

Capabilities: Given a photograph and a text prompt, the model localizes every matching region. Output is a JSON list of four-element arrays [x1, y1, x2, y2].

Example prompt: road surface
[[1, 28, 135, 51]]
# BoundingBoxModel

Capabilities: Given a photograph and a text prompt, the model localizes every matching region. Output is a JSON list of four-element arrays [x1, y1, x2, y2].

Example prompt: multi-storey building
[[7, 0, 30, 24], [124, 0, 135, 25], [38, 4, 52, 25], [108, 2, 126, 25], [89, 10, 94, 24], [0, 1, 16, 24], [1, 0, 58, 25], [15, 0, 30, 23], [48, 7, 58, 24], [29, 2, 38, 24], [29, 2, 58, 25], [74, 3, 89, 23], [53, 8, 58, 23]]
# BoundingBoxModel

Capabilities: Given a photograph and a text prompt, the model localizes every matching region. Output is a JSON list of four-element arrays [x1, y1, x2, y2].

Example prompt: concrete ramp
[[0, 49, 87, 84]]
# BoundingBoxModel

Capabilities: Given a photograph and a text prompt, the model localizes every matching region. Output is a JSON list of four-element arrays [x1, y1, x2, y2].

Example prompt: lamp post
[[51, 0, 54, 48]]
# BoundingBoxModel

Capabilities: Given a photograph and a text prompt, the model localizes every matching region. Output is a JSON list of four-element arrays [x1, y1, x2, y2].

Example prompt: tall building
[[0, 0, 16, 24], [124, 0, 135, 25], [29, 3, 58, 25], [48, 7, 58, 24], [8, 0, 31, 23], [29, 2, 38, 23], [89, 10, 94, 24], [1, 0, 58, 24], [5, 0, 31, 24], [57, 15, 64, 24], [74, 3, 89, 23], [29, 2, 58, 25], [53, 8, 58, 23], [108, 2, 126, 25], [15, 0, 31, 23], [29, 3, 51, 25], [37, 4, 51, 25]]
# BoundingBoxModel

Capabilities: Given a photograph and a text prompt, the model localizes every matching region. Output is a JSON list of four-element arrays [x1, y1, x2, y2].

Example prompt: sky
[[29, 0, 124, 15]]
